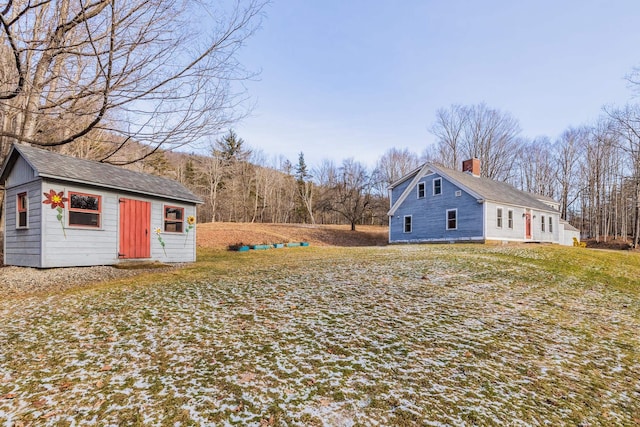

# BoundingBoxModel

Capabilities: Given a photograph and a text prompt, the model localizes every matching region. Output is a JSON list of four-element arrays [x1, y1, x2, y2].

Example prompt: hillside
[[196, 222, 388, 249]]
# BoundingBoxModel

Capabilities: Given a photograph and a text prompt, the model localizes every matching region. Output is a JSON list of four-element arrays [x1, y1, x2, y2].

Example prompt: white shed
[[1, 144, 202, 268]]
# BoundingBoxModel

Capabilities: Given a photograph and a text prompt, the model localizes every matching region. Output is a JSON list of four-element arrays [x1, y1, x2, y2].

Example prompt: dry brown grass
[[196, 222, 388, 249]]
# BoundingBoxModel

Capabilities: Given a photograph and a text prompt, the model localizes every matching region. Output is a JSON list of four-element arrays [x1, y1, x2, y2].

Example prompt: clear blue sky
[[234, 0, 640, 168]]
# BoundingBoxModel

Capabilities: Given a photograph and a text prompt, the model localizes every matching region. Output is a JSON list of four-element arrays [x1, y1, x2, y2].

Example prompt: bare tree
[[553, 127, 587, 220], [322, 158, 373, 231], [372, 147, 420, 196], [428, 105, 468, 169], [427, 103, 521, 180], [514, 137, 557, 197], [0, 0, 266, 165], [606, 104, 640, 247]]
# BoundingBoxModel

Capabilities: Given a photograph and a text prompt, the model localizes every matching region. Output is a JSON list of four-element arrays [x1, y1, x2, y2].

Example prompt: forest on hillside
[[1, 1, 640, 245]]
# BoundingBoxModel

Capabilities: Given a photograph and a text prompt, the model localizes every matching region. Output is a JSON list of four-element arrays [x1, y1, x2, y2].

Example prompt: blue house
[[387, 159, 579, 246]]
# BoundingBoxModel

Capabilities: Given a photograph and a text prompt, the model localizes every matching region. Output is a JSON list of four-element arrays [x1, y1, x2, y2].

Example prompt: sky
[[232, 0, 640, 169]]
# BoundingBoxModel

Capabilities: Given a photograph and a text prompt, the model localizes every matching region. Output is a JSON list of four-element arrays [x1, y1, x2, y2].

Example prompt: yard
[[1, 244, 639, 426]]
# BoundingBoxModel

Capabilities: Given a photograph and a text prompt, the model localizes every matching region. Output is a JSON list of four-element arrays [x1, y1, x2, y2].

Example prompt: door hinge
[[118, 252, 125, 258], [119, 198, 126, 203]]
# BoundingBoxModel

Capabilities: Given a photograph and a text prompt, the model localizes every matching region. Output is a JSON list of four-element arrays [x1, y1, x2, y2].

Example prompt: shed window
[[69, 192, 101, 228], [541, 215, 546, 232], [507, 210, 513, 229], [496, 207, 503, 228], [404, 215, 412, 233], [17, 192, 28, 228], [433, 178, 442, 195], [417, 182, 425, 199], [164, 206, 184, 232], [446, 209, 457, 230]]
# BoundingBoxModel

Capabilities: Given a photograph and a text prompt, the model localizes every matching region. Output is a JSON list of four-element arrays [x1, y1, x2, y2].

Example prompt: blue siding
[[389, 173, 484, 242], [4, 180, 43, 267]]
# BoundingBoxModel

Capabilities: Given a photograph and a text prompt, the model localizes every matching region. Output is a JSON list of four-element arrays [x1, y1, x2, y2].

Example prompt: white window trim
[[496, 207, 503, 229], [446, 208, 457, 230], [403, 215, 412, 233], [548, 216, 553, 233], [507, 209, 514, 229], [541, 215, 546, 232], [417, 182, 425, 199], [433, 177, 442, 196]]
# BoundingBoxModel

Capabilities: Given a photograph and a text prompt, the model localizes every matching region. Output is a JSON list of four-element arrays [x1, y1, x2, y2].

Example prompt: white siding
[[484, 202, 527, 242], [150, 202, 197, 263], [39, 180, 197, 267], [41, 181, 119, 267], [484, 201, 561, 244]]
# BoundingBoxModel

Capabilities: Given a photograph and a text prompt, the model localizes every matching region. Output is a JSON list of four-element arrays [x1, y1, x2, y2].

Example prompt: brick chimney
[[462, 158, 480, 176]]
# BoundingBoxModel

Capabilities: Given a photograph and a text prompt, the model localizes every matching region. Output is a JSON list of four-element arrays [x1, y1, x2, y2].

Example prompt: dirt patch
[[196, 222, 388, 249]]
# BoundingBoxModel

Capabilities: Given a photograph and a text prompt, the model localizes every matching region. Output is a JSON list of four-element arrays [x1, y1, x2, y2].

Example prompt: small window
[[548, 216, 553, 233], [507, 210, 513, 229], [404, 215, 412, 233], [417, 182, 425, 199], [446, 209, 457, 230], [433, 178, 442, 196], [164, 206, 184, 232], [541, 215, 545, 232], [496, 208, 503, 228], [455, 190, 462, 197], [69, 192, 101, 227], [17, 192, 28, 228]]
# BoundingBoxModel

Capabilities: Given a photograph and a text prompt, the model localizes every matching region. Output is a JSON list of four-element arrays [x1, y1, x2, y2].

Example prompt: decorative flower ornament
[[155, 227, 167, 256], [43, 189, 68, 238], [184, 215, 196, 247]]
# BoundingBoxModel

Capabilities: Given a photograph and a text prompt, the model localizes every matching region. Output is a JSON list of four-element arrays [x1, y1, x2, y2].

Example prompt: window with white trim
[[496, 207, 503, 228], [164, 206, 184, 232], [404, 215, 412, 233], [507, 209, 513, 229], [433, 178, 442, 195], [446, 209, 457, 230], [417, 182, 425, 199], [541, 215, 546, 232], [17, 192, 28, 228], [548, 216, 553, 233], [69, 192, 101, 228]]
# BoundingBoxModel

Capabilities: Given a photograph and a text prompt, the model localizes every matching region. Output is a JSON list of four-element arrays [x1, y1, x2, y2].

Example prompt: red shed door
[[119, 198, 151, 259]]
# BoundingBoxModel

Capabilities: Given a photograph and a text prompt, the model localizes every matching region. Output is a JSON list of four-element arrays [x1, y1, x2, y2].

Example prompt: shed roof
[[388, 162, 558, 216], [0, 144, 202, 204]]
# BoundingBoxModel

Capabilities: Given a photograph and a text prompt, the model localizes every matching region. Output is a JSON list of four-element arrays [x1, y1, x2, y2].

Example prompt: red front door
[[525, 212, 532, 239], [119, 198, 151, 259]]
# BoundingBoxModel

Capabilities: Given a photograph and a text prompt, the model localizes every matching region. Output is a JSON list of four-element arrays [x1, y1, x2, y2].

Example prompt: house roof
[[560, 219, 579, 232], [0, 144, 203, 204], [388, 162, 558, 216]]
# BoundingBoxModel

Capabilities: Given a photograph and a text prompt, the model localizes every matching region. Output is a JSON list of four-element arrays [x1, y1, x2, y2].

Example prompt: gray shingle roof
[[433, 165, 557, 212], [389, 162, 558, 214], [1, 144, 202, 204]]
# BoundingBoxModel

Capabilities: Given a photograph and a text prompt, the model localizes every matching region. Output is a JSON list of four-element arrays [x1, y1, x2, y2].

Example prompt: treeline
[[170, 131, 391, 230], [171, 101, 640, 245]]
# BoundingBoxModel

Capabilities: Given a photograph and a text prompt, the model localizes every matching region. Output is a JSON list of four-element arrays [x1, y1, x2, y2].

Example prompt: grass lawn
[[1, 244, 639, 426]]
